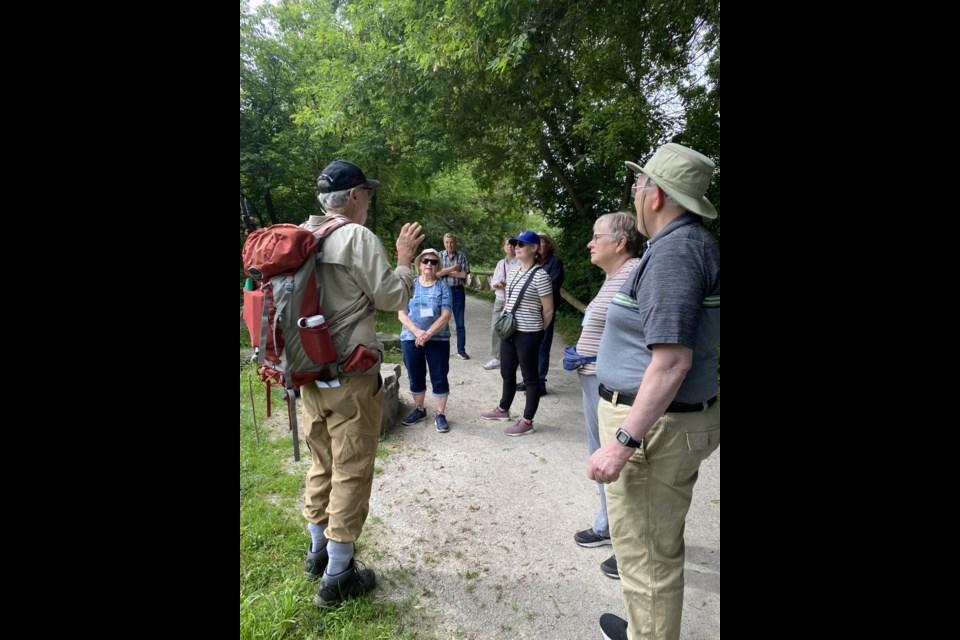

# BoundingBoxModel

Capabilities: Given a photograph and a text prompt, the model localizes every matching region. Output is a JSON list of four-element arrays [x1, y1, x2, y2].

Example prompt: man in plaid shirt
[[438, 232, 471, 359]]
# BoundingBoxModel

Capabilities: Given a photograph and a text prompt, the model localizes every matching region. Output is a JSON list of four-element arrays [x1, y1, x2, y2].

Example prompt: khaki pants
[[300, 374, 383, 543], [599, 397, 720, 640]]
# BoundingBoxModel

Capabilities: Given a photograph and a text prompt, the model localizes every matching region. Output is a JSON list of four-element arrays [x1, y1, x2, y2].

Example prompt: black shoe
[[601, 554, 619, 579], [516, 382, 527, 391], [314, 559, 377, 607], [600, 613, 628, 640], [303, 543, 328, 580], [538, 387, 548, 396], [573, 528, 612, 548], [457, 351, 471, 360]]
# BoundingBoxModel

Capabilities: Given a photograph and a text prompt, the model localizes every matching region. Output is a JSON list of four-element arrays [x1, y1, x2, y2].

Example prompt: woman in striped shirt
[[480, 230, 554, 436], [570, 212, 642, 578]]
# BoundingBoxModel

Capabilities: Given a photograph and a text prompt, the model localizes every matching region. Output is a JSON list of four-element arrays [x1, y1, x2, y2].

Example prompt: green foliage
[[240, 0, 720, 308]]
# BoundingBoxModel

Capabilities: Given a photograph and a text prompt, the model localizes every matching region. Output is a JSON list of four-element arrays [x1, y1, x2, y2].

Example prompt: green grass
[[240, 362, 422, 640], [375, 311, 403, 364], [552, 310, 583, 347], [374, 310, 402, 335]]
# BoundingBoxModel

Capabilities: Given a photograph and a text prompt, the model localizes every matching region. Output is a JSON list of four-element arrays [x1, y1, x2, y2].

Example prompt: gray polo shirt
[[595, 213, 720, 403]]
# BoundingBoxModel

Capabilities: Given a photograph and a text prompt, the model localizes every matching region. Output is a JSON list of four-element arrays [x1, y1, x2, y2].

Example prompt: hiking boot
[[481, 406, 511, 421], [402, 407, 428, 425], [504, 418, 534, 436], [600, 613, 628, 640], [483, 358, 501, 369], [574, 528, 612, 548], [314, 559, 377, 607], [457, 351, 471, 360], [303, 544, 329, 580], [601, 554, 619, 579], [435, 413, 450, 433]]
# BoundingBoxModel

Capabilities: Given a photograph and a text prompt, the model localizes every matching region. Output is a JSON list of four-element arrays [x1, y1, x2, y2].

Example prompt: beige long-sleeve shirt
[[303, 215, 414, 368]]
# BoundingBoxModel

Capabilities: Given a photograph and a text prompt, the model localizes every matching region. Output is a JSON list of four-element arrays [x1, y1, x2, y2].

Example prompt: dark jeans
[[499, 330, 544, 421], [450, 287, 466, 353], [401, 340, 451, 396], [537, 319, 556, 390]]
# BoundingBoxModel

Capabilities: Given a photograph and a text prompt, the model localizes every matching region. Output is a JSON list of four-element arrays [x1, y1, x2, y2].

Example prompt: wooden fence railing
[[467, 270, 587, 313]]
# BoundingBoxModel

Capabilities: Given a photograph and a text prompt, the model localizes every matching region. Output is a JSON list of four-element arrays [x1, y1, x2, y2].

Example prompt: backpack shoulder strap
[[310, 215, 356, 359], [312, 215, 353, 255]]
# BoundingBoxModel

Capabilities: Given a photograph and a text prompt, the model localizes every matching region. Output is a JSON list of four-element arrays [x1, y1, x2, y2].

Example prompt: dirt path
[[359, 293, 720, 640]]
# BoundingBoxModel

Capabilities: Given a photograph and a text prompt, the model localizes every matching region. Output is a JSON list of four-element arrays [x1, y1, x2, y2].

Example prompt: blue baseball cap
[[509, 230, 541, 245]]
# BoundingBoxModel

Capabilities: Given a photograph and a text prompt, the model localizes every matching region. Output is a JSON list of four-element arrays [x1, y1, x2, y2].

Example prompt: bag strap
[[507, 266, 540, 314], [304, 215, 357, 362]]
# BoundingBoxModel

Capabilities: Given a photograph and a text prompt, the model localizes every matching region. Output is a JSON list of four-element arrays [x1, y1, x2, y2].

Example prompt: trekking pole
[[285, 384, 301, 461], [240, 195, 258, 234], [248, 368, 261, 444]]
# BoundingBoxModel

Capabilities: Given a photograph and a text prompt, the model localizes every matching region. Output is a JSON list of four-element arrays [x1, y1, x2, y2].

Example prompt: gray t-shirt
[[596, 213, 720, 403]]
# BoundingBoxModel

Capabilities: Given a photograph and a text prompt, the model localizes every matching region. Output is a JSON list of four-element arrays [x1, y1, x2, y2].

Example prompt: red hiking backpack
[[242, 217, 352, 387]]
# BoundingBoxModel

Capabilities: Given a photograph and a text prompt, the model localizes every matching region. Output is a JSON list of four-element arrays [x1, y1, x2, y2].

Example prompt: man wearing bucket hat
[[299, 159, 425, 608], [587, 143, 720, 640]]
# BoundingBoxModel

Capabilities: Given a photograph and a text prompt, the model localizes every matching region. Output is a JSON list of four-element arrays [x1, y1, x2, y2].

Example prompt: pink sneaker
[[481, 406, 511, 421], [504, 418, 534, 436]]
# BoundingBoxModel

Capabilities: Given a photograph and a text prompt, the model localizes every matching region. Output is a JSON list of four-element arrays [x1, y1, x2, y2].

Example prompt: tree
[[241, 0, 720, 301]]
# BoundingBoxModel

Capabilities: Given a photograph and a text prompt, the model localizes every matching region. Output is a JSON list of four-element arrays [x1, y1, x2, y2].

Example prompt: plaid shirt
[[439, 249, 470, 289]]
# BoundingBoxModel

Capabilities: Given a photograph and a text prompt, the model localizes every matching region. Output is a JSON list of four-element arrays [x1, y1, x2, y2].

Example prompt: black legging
[[498, 329, 545, 421]]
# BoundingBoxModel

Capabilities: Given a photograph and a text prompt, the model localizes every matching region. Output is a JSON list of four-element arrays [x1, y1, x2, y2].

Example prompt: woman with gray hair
[[570, 212, 641, 579]]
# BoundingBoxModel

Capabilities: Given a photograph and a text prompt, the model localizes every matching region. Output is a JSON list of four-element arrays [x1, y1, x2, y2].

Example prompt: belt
[[598, 383, 717, 413]]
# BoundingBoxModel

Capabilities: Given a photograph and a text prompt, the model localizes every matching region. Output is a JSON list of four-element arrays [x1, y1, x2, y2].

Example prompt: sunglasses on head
[[420, 258, 439, 265], [509, 240, 530, 248]]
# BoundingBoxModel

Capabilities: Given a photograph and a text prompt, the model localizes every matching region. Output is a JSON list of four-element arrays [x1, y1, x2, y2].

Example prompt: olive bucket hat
[[625, 143, 717, 219]]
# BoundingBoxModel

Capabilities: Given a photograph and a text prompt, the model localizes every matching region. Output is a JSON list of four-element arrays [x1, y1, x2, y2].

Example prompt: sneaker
[[314, 559, 377, 607], [303, 544, 329, 580], [402, 407, 427, 425], [600, 613, 628, 640], [504, 418, 534, 436], [481, 406, 511, 421], [457, 351, 471, 360], [600, 554, 619, 579], [573, 528, 612, 548], [435, 413, 450, 433], [483, 358, 501, 369]]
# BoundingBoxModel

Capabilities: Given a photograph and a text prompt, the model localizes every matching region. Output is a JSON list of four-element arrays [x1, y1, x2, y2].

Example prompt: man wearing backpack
[[299, 160, 424, 607]]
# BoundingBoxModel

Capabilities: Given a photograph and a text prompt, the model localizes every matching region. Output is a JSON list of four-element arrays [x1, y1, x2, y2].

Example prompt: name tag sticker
[[582, 310, 591, 326], [420, 308, 435, 318]]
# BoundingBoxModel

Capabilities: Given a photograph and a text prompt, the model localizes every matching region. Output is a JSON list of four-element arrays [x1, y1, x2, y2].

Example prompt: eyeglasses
[[592, 233, 611, 242], [420, 258, 439, 265], [631, 179, 651, 197], [509, 240, 529, 248]]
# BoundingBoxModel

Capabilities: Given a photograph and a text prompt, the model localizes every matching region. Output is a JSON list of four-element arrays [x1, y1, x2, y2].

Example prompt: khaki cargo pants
[[300, 374, 383, 543], [599, 398, 720, 640]]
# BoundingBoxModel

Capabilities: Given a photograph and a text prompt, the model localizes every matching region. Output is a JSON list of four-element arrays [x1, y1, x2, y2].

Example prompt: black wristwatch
[[615, 427, 641, 448]]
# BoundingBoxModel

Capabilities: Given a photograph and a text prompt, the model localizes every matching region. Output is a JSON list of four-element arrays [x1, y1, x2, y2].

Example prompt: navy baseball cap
[[509, 230, 541, 245], [317, 160, 381, 194]]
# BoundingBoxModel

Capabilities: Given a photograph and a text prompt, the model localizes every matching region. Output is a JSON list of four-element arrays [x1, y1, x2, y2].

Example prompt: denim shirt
[[400, 279, 452, 341]]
